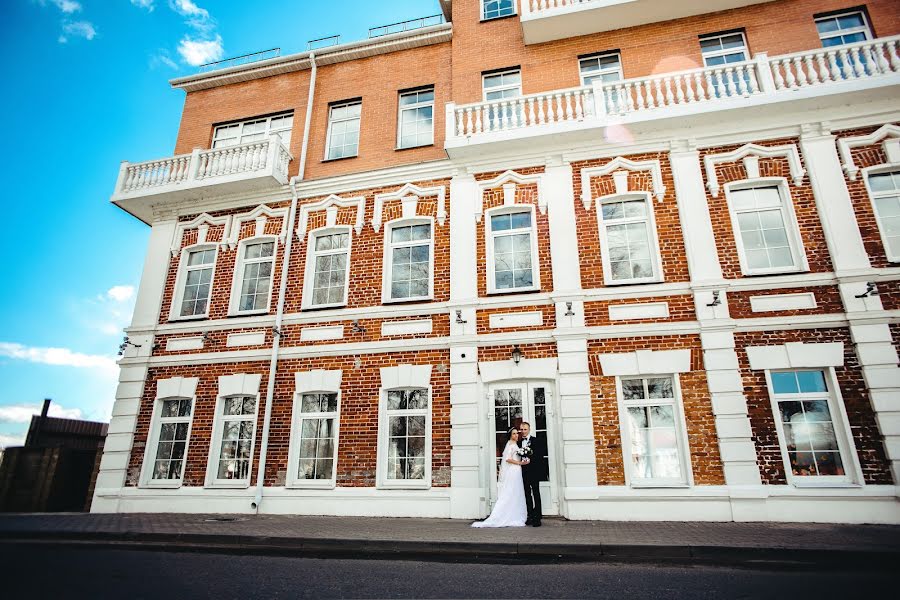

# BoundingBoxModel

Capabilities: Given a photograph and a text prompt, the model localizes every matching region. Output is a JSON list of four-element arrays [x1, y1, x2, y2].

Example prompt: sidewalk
[[1, 513, 898, 567]]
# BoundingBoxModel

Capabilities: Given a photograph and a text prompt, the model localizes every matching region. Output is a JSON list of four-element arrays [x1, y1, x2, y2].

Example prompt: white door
[[488, 381, 558, 516]]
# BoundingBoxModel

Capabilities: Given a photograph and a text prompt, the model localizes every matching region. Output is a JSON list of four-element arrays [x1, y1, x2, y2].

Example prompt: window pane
[[772, 372, 799, 394], [797, 371, 827, 393], [621, 379, 645, 400]]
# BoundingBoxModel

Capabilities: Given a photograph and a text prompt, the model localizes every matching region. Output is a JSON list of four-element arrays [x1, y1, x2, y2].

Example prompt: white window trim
[[764, 367, 863, 488], [228, 236, 278, 316], [376, 385, 433, 490], [699, 31, 749, 66], [396, 88, 435, 150], [485, 204, 541, 295], [615, 374, 693, 488], [168, 243, 219, 322], [596, 191, 664, 286], [204, 394, 260, 488], [324, 101, 361, 161], [482, 69, 522, 102], [286, 390, 342, 489], [302, 226, 353, 310], [862, 164, 900, 263], [723, 178, 809, 276], [481, 0, 517, 22], [578, 51, 623, 87], [382, 217, 435, 304], [213, 112, 294, 149], [140, 397, 196, 490], [814, 10, 872, 47]]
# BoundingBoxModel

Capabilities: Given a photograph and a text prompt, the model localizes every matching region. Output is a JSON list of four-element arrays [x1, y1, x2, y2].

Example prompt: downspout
[[252, 53, 317, 513]]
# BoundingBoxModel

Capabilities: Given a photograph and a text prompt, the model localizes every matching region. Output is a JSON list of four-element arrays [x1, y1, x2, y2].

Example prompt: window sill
[[629, 483, 691, 489], [602, 277, 665, 287], [302, 302, 347, 311], [205, 481, 251, 489], [140, 482, 183, 490], [286, 481, 337, 490], [486, 286, 541, 296], [167, 314, 210, 323], [740, 267, 806, 278], [382, 296, 434, 305], [376, 481, 431, 490], [321, 155, 358, 163], [480, 14, 518, 24], [790, 481, 861, 489], [228, 310, 269, 318], [395, 143, 435, 152]]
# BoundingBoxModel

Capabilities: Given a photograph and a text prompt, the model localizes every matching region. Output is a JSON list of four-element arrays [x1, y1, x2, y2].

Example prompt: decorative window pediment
[[372, 182, 446, 232], [837, 124, 900, 180], [475, 170, 544, 222], [580, 157, 666, 210], [170, 213, 232, 257], [226, 205, 290, 249], [704, 143, 806, 197], [296, 194, 366, 243]]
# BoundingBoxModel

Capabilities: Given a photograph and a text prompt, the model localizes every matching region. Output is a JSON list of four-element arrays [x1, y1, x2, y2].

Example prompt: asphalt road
[[1, 543, 893, 599]]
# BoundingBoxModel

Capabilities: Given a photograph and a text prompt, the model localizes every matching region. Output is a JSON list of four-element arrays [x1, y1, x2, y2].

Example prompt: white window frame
[[302, 226, 353, 310], [228, 236, 278, 316], [481, 0, 516, 21], [397, 87, 435, 150], [204, 394, 260, 488], [814, 10, 872, 47], [286, 390, 341, 489], [212, 112, 294, 149], [482, 69, 522, 102], [579, 52, 623, 87], [140, 395, 196, 489], [485, 205, 541, 294], [324, 100, 361, 161], [382, 217, 435, 304], [615, 374, 693, 488], [699, 31, 749, 67], [596, 192, 664, 286], [764, 368, 862, 487], [377, 385, 433, 489], [723, 178, 809, 276], [169, 243, 219, 321], [862, 165, 900, 263]]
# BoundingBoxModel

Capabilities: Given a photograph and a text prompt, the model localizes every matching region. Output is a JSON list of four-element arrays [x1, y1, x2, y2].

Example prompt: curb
[[1, 531, 897, 568]]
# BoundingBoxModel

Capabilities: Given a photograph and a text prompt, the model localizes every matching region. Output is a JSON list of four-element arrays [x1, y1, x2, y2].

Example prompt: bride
[[472, 427, 529, 528]]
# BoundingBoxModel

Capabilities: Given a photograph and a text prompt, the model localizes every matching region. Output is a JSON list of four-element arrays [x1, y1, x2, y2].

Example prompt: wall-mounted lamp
[[271, 326, 282, 338], [511, 345, 523, 365], [455, 309, 468, 324], [706, 290, 722, 307], [118, 336, 142, 356], [565, 301, 575, 317], [351, 320, 367, 333], [855, 282, 879, 298], [202, 331, 213, 344]]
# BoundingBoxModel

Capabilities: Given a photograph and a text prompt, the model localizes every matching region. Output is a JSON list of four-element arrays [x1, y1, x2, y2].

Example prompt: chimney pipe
[[41, 398, 51, 417]]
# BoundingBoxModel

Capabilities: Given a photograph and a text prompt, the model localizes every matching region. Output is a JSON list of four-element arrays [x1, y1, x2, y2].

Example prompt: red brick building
[[94, 0, 900, 523]]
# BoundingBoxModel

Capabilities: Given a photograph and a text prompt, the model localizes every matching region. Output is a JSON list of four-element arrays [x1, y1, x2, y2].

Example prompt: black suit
[[518, 435, 546, 523]]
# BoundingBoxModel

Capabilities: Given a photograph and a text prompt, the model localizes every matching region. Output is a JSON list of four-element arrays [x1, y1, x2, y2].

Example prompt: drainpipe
[[252, 54, 317, 513]]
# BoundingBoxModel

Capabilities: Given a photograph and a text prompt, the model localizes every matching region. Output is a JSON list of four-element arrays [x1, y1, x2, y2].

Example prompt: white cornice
[[294, 160, 454, 199]]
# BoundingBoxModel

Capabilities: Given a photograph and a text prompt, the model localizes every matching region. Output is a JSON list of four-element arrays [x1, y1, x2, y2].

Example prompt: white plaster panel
[[119, 366, 148, 383], [558, 373, 591, 397], [563, 441, 596, 464], [450, 404, 480, 426], [861, 366, 900, 390], [107, 415, 137, 435], [295, 369, 342, 393], [711, 392, 751, 416], [608, 302, 670, 321], [746, 342, 844, 370], [300, 325, 344, 342], [563, 465, 599, 487], [479, 358, 557, 383], [718, 440, 759, 463], [598, 349, 692, 376], [715, 415, 753, 438], [450, 363, 479, 385], [111, 398, 141, 418], [381, 319, 433, 336], [450, 447, 480, 468], [450, 386, 480, 407], [723, 463, 766, 486], [875, 413, 900, 436], [870, 390, 900, 412], [95, 471, 127, 491], [558, 352, 589, 374], [219, 373, 263, 397], [450, 346, 478, 364], [703, 349, 740, 371], [165, 336, 204, 351], [855, 343, 900, 366], [560, 397, 593, 419], [226, 331, 267, 347], [450, 426, 479, 447], [450, 471, 482, 489], [99, 452, 130, 472], [156, 376, 199, 400], [700, 330, 736, 350], [560, 418, 594, 440], [850, 324, 893, 344], [115, 382, 144, 400], [749, 293, 817, 313], [380, 364, 432, 389], [706, 370, 744, 394], [557, 338, 588, 354], [488, 311, 544, 329], [102, 433, 134, 453]]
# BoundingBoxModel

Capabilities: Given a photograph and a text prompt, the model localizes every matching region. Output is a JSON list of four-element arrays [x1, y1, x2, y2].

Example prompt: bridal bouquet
[[516, 446, 533, 461]]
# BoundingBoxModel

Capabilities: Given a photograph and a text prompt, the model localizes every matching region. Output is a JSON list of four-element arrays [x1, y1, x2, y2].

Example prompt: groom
[[517, 422, 546, 527]]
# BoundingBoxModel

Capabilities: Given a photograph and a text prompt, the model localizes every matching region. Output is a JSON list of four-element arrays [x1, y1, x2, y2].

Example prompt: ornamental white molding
[[598, 349, 692, 377], [580, 157, 666, 210], [837, 124, 900, 180], [296, 194, 366, 243], [746, 342, 844, 370], [156, 376, 199, 400], [479, 357, 557, 383], [380, 364, 432, 389], [704, 143, 806, 197], [295, 369, 343, 394], [372, 182, 447, 232], [218, 373, 262, 398], [475, 170, 544, 222], [227, 204, 290, 249], [170, 213, 232, 256]]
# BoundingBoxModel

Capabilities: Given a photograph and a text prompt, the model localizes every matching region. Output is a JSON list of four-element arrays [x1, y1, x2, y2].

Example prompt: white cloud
[[58, 20, 97, 43], [0, 432, 27, 450], [178, 34, 224, 66], [0, 342, 117, 374], [107, 285, 135, 303], [130, 0, 155, 10], [169, 0, 208, 20], [0, 403, 84, 424], [52, 0, 82, 13]]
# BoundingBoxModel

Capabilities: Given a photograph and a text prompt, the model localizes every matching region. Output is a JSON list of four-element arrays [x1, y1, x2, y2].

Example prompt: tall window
[[398, 88, 434, 149], [210, 396, 257, 482], [235, 241, 274, 313], [699, 31, 748, 66], [598, 195, 661, 284], [727, 184, 804, 275], [815, 11, 872, 47], [307, 230, 350, 307], [177, 247, 216, 318], [483, 69, 521, 101], [384, 389, 429, 483], [213, 113, 293, 148], [866, 170, 900, 261], [150, 398, 193, 482], [619, 376, 689, 486], [488, 209, 538, 292], [579, 52, 623, 86], [326, 101, 361, 160], [768, 370, 854, 483], [482, 0, 515, 20], [386, 222, 432, 301], [294, 393, 339, 482]]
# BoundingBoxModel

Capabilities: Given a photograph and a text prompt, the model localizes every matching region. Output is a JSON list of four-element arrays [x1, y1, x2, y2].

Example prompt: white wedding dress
[[472, 441, 527, 527]]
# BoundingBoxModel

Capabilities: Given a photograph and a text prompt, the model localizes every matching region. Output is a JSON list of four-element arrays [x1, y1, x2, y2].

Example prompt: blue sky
[[0, 0, 441, 447]]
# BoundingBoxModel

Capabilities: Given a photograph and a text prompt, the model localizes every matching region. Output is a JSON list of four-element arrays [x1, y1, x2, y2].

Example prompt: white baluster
[[826, 51, 841, 81], [838, 48, 853, 79], [574, 92, 584, 119], [702, 69, 715, 98], [723, 67, 736, 96], [527, 98, 536, 125], [653, 78, 664, 108], [642, 80, 654, 108], [634, 80, 645, 109], [888, 40, 900, 71], [803, 54, 819, 84], [564, 92, 574, 121], [814, 52, 830, 82], [792, 57, 808, 86], [475, 106, 483, 134], [781, 59, 796, 88], [555, 93, 564, 122], [874, 42, 890, 74], [662, 77, 674, 105]]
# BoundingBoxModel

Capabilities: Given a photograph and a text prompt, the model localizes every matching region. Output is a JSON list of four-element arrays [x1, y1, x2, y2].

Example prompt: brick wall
[[728, 285, 844, 319], [476, 304, 556, 334], [583, 294, 695, 328]]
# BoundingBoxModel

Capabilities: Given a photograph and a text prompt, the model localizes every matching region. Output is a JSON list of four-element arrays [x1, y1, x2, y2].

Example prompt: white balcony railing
[[523, 0, 592, 14], [446, 35, 900, 147], [113, 136, 292, 201]]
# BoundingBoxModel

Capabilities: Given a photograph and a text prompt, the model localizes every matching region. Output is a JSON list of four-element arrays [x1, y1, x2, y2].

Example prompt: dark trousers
[[523, 477, 542, 522]]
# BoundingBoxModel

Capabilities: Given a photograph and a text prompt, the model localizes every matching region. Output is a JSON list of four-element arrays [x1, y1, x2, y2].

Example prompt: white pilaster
[[556, 338, 597, 517], [448, 346, 483, 518], [131, 219, 179, 328], [449, 172, 479, 336], [544, 160, 582, 294]]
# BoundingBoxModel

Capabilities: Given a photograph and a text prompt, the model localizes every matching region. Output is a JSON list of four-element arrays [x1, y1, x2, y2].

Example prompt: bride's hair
[[506, 427, 518, 440]]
